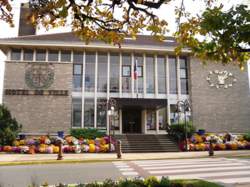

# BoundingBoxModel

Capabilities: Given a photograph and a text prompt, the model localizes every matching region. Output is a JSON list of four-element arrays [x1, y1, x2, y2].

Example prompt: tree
[[0, 104, 22, 146], [0, 0, 249, 67]]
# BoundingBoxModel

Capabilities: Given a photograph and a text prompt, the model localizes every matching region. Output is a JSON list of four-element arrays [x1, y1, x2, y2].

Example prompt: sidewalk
[[0, 150, 250, 165]]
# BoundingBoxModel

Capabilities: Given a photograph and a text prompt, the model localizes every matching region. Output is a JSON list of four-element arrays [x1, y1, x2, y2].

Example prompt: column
[[143, 53, 146, 97], [119, 52, 122, 97], [154, 54, 158, 97], [131, 53, 135, 97], [156, 109, 159, 134], [81, 51, 86, 128], [177, 56, 181, 100], [94, 51, 98, 128]]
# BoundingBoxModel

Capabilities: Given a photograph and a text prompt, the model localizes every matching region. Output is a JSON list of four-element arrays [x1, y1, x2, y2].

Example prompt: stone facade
[[190, 58, 250, 133], [3, 61, 72, 134]]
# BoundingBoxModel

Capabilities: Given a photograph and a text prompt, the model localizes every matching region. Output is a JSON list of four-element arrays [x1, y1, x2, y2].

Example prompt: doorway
[[122, 108, 141, 133]]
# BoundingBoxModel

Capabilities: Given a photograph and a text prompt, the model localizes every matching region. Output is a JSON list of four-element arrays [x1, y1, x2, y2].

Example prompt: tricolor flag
[[133, 59, 138, 80]]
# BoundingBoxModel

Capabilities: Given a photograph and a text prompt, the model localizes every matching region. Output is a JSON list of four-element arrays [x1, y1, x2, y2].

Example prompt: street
[[0, 158, 250, 187]]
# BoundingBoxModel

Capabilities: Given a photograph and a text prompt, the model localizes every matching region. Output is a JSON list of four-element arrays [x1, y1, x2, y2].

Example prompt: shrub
[[168, 121, 196, 141], [0, 104, 22, 146], [243, 132, 250, 141], [70, 128, 106, 139]]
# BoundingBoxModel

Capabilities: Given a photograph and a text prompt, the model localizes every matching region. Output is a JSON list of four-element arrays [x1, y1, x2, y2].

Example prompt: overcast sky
[[0, 0, 249, 103]]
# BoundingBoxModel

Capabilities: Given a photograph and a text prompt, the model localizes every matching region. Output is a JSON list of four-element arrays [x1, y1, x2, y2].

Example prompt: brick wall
[[3, 62, 72, 134], [190, 58, 250, 133]]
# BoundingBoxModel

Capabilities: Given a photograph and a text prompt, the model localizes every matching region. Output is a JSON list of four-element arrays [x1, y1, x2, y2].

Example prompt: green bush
[[243, 132, 250, 141], [70, 128, 106, 139], [0, 104, 22, 146], [168, 121, 196, 141]]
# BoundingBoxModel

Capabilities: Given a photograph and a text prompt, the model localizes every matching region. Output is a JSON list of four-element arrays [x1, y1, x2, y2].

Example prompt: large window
[[84, 98, 94, 127], [169, 56, 177, 94], [11, 49, 21, 60], [157, 56, 166, 94], [170, 104, 178, 124], [23, 49, 33, 61], [159, 107, 167, 130], [146, 55, 155, 93], [110, 53, 119, 93], [97, 52, 108, 92], [73, 64, 82, 91], [48, 50, 58, 61], [134, 54, 143, 93], [72, 98, 82, 127], [122, 53, 131, 93], [147, 110, 156, 130], [73, 51, 83, 63], [61, 50, 71, 62], [97, 99, 107, 128], [85, 52, 95, 92], [36, 49, 46, 61], [180, 57, 189, 94]]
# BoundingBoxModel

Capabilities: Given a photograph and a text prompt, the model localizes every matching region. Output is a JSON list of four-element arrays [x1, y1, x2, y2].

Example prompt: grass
[[170, 179, 223, 187]]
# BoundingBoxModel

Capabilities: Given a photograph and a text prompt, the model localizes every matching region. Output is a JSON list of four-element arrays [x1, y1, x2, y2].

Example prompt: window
[[36, 49, 46, 61], [73, 64, 82, 91], [169, 56, 177, 94], [146, 55, 155, 93], [23, 49, 33, 61], [122, 66, 131, 77], [48, 50, 58, 61], [134, 54, 143, 93], [159, 107, 167, 130], [158, 55, 166, 94], [180, 57, 189, 94], [147, 110, 156, 130], [122, 53, 131, 93], [85, 52, 95, 92], [73, 51, 83, 63], [110, 53, 119, 93], [84, 98, 94, 127], [61, 50, 71, 62], [170, 104, 178, 124], [97, 99, 107, 128], [11, 49, 21, 60], [72, 98, 82, 127], [97, 52, 107, 92]]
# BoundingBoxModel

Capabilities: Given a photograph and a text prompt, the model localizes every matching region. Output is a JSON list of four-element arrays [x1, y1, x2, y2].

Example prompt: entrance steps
[[114, 134, 179, 153]]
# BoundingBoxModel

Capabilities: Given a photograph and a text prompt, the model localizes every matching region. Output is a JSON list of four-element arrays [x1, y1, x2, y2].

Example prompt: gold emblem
[[25, 63, 54, 89]]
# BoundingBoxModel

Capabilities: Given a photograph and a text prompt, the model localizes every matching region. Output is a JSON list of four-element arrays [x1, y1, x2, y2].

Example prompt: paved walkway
[[0, 150, 250, 163]]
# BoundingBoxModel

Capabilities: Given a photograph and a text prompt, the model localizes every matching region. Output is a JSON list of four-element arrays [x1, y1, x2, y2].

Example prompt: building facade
[[0, 32, 249, 135]]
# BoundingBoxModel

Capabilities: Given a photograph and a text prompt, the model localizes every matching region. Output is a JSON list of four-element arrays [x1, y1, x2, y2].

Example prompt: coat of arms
[[206, 70, 237, 89], [25, 63, 55, 89]]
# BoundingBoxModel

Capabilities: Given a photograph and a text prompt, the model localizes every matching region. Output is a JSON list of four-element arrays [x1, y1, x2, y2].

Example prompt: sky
[[0, 0, 249, 103]]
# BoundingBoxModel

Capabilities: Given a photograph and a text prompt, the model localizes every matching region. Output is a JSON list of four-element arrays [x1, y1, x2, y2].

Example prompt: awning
[[114, 98, 167, 110]]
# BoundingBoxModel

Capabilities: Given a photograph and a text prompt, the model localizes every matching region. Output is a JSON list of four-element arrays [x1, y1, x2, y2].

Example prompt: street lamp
[[107, 98, 117, 152], [176, 99, 191, 151]]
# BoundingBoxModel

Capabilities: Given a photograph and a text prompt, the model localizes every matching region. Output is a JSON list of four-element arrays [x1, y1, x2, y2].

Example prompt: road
[[0, 158, 250, 187]]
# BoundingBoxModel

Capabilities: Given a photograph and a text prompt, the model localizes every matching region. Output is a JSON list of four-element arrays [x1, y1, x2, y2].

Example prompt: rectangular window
[[84, 98, 95, 128], [72, 98, 82, 127], [122, 53, 131, 93], [61, 50, 71, 62], [159, 107, 167, 130], [23, 49, 33, 61], [110, 53, 119, 93], [36, 49, 46, 61], [170, 104, 178, 124], [147, 110, 156, 130], [85, 52, 95, 92], [180, 57, 189, 94], [169, 56, 177, 94], [157, 55, 166, 94], [134, 54, 143, 93], [11, 49, 21, 60], [97, 98, 107, 129], [48, 50, 58, 61], [73, 64, 82, 91], [97, 52, 108, 92], [146, 55, 155, 93], [73, 51, 83, 63]]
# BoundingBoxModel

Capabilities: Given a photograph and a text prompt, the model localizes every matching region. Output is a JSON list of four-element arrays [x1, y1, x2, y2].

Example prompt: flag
[[133, 59, 138, 80]]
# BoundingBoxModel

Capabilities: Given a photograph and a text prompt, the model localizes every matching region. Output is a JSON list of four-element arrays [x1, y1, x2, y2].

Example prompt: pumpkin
[[53, 146, 59, 153], [231, 143, 238, 150], [95, 145, 100, 153], [28, 146, 36, 154], [19, 140, 26, 145], [13, 140, 20, 146], [3, 146, 12, 152], [20, 146, 29, 153], [88, 140, 95, 145]]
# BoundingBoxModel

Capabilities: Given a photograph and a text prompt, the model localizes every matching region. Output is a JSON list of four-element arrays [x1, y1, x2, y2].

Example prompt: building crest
[[25, 63, 55, 89], [206, 70, 237, 89]]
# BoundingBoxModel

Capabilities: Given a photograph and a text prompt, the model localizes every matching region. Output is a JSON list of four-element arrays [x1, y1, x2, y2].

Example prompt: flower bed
[[188, 133, 250, 151], [0, 135, 116, 154]]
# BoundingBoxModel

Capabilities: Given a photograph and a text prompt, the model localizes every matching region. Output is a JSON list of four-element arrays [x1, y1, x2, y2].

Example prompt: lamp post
[[107, 98, 117, 152], [176, 99, 191, 151]]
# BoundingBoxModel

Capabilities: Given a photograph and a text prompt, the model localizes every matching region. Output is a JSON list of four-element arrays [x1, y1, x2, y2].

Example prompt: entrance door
[[122, 109, 141, 133]]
